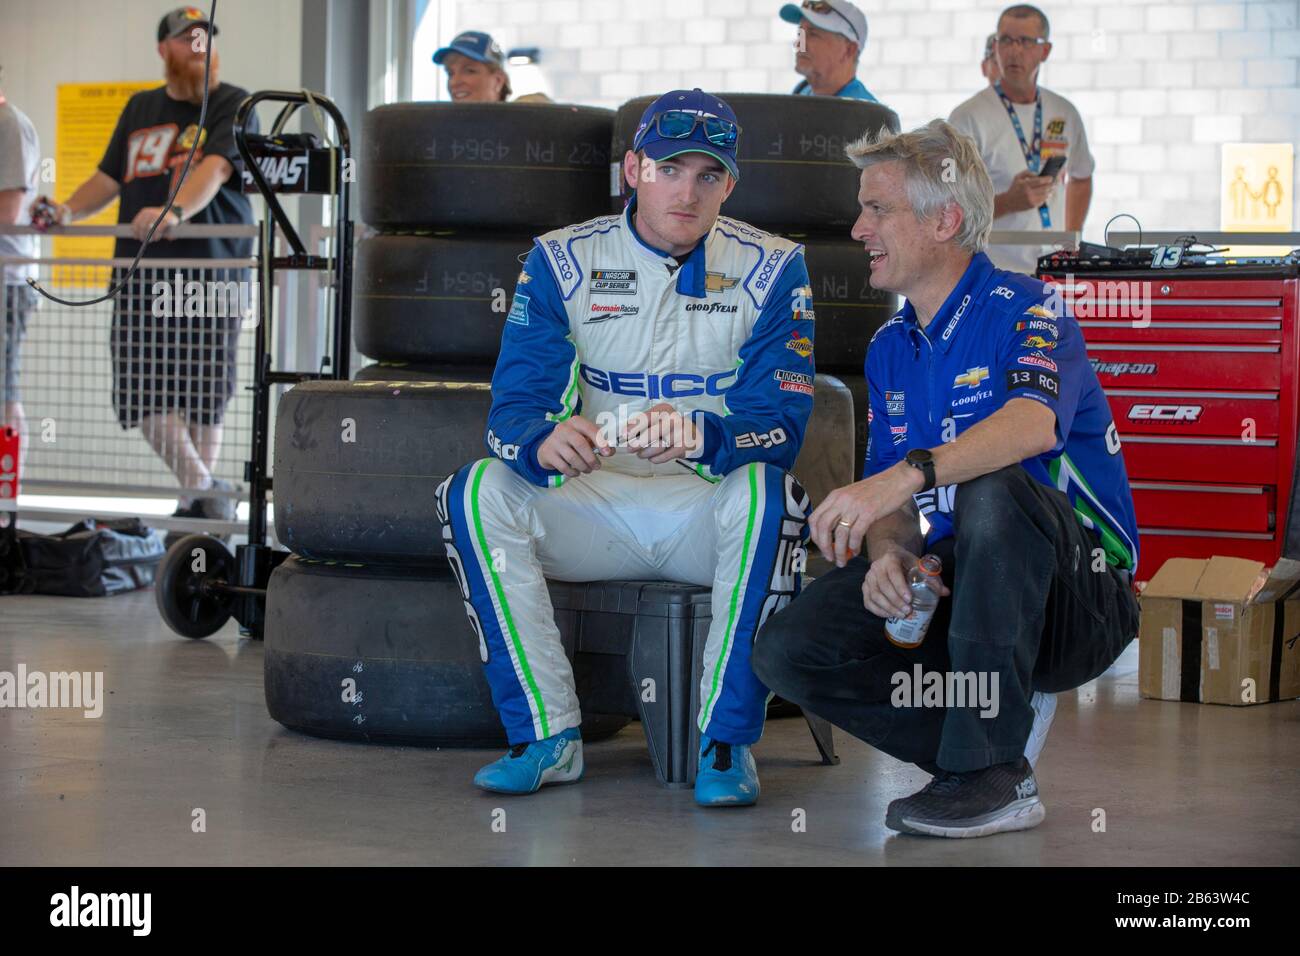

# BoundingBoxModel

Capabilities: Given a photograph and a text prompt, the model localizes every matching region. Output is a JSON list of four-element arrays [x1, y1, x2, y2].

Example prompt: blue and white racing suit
[[436, 199, 816, 746]]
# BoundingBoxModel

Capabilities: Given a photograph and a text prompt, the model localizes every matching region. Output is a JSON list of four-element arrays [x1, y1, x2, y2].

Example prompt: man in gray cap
[[779, 0, 879, 101]]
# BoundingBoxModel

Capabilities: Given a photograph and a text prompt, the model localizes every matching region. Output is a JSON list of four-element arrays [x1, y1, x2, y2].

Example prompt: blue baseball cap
[[433, 31, 506, 68], [632, 89, 741, 181]]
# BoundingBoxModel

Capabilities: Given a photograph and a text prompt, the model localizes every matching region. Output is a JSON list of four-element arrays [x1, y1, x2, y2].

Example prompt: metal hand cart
[[155, 90, 353, 639]]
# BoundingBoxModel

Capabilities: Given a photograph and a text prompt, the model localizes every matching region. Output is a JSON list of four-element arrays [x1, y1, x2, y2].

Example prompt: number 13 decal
[[124, 124, 178, 183]]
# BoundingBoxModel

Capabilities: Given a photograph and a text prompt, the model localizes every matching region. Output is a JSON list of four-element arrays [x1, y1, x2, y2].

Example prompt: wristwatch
[[904, 448, 936, 492]]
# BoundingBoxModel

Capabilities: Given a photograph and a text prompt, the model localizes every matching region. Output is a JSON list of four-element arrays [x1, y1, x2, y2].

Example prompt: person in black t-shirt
[[37, 7, 259, 539]]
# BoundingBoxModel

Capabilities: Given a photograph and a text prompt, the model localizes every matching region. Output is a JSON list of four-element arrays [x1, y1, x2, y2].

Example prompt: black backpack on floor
[[6, 517, 165, 597]]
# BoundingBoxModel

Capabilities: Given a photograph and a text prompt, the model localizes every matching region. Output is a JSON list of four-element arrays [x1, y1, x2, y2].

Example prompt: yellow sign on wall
[[1221, 143, 1294, 232], [53, 81, 159, 284]]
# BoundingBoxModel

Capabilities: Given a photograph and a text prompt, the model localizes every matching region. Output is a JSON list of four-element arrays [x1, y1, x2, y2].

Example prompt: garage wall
[[443, 0, 1300, 243]]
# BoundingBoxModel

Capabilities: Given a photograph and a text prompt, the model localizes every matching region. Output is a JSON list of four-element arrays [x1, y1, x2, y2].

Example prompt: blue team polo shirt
[[863, 251, 1140, 571], [793, 77, 878, 102]]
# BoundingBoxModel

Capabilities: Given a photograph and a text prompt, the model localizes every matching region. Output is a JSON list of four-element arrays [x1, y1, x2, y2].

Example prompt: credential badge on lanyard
[[994, 83, 1051, 229]]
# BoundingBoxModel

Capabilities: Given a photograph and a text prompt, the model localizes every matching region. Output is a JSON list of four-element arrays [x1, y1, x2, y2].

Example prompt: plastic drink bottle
[[884, 554, 943, 648]]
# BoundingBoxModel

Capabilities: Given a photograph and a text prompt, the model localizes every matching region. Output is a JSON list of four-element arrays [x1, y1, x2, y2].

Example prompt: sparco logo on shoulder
[[754, 248, 785, 291], [546, 239, 574, 281]]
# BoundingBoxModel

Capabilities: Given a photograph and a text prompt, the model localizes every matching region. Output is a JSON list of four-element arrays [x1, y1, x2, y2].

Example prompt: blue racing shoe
[[473, 727, 584, 795], [695, 736, 759, 807]]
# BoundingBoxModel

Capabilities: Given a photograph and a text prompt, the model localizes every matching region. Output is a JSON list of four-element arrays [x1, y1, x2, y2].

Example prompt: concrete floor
[[1, 588, 1297, 866]]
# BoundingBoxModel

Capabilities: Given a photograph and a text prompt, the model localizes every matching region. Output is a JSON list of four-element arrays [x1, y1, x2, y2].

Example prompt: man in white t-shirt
[[0, 74, 41, 477], [949, 5, 1093, 275]]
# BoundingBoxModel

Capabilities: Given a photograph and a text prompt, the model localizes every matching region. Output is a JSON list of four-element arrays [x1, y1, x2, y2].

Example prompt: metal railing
[[0, 223, 294, 537]]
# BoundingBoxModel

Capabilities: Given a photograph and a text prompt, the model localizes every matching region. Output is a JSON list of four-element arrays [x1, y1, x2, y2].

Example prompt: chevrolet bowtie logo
[[704, 272, 739, 293], [953, 366, 990, 388]]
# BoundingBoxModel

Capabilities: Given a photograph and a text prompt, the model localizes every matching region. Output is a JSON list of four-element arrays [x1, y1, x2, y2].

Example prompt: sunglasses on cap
[[800, 1, 861, 43], [636, 110, 741, 150]]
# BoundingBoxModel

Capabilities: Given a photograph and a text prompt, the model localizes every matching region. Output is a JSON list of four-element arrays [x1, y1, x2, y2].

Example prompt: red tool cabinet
[[1040, 256, 1300, 581]]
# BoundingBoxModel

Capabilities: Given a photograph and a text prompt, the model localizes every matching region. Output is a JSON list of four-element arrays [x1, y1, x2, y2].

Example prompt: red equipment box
[[1040, 254, 1300, 581], [0, 425, 17, 503]]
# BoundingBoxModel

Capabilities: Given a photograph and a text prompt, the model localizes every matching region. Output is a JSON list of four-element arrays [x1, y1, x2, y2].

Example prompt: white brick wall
[[440, 0, 1300, 239]]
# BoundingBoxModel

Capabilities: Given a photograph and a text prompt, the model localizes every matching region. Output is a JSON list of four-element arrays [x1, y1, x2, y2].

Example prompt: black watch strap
[[907, 452, 936, 492]]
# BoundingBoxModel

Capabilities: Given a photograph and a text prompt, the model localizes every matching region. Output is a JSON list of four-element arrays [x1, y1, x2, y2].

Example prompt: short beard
[[164, 46, 220, 103]]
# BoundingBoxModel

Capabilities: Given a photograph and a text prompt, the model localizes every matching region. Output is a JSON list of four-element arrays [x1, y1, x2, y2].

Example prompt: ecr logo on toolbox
[[1128, 404, 1202, 422]]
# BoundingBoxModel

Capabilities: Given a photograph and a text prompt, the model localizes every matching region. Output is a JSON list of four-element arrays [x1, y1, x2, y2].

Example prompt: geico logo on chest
[[579, 365, 737, 398]]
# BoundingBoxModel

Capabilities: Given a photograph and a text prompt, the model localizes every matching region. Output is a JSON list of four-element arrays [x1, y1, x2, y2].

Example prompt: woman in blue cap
[[433, 31, 511, 103]]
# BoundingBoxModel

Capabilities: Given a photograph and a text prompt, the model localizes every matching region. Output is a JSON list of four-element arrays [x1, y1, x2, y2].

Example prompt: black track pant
[[753, 466, 1139, 773]]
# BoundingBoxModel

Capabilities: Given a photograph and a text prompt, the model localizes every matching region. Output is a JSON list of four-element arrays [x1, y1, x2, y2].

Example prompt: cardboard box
[[1138, 556, 1300, 705]]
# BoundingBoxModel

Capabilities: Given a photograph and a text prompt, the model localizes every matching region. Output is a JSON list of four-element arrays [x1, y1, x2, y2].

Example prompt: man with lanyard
[[779, 0, 880, 102], [437, 90, 816, 806], [949, 4, 1094, 275], [753, 119, 1139, 838]]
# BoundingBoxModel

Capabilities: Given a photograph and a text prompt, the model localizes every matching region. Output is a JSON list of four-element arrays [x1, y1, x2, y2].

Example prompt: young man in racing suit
[[437, 89, 816, 806]]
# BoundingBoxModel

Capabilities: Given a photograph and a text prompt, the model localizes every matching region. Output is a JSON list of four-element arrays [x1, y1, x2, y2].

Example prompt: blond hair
[[844, 119, 993, 254]]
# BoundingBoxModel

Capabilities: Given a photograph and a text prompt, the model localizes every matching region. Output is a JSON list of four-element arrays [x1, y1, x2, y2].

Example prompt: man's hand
[[862, 544, 950, 619], [1002, 169, 1055, 213], [622, 402, 702, 464], [537, 415, 614, 477], [27, 196, 69, 231], [809, 462, 922, 567], [130, 206, 181, 242]]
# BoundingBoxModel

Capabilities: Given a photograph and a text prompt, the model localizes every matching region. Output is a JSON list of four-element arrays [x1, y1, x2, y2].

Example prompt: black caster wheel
[[155, 534, 236, 639]]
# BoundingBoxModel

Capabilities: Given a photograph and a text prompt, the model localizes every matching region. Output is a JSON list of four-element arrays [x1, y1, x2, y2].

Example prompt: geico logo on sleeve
[[735, 427, 788, 449], [578, 365, 738, 398], [487, 429, 520, 461]]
